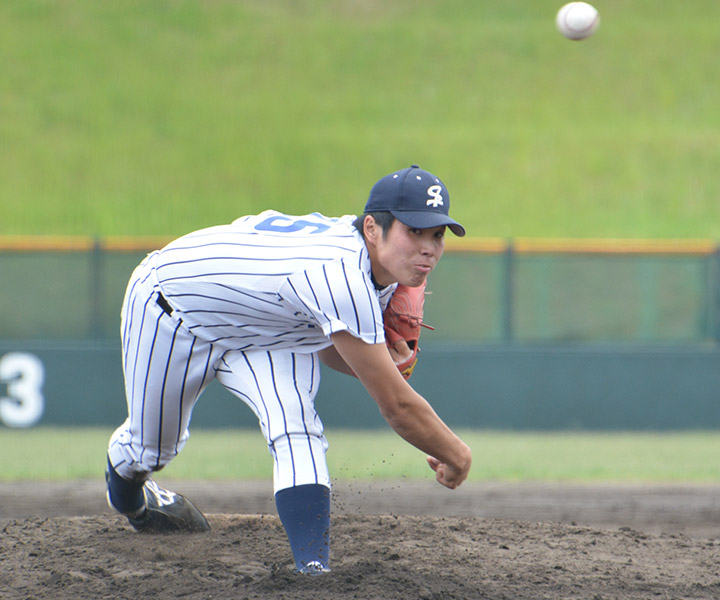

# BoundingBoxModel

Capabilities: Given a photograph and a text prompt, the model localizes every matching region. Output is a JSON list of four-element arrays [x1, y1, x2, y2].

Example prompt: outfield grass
[[1, 427, 718, 483], [2, 1, 720, 239]]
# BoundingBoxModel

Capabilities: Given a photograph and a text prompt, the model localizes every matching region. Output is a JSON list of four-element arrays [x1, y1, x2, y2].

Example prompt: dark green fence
[[1, 236, 718, 343], [425, 241, 720, 344]]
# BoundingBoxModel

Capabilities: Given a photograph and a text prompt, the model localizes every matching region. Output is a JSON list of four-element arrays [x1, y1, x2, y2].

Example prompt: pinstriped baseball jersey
[[153, 210, 396, 352]]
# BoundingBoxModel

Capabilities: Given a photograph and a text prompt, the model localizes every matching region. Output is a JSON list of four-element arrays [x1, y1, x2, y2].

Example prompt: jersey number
[[255, 215, 330, 234], [0, 353, 45, 428]]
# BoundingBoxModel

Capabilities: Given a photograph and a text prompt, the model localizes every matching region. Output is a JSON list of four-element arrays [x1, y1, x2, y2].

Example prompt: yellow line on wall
[[511, 238, 718, 255], [0, 236, 96, 251], [0, 236, 717, 256], [444, 237, 718, 255]]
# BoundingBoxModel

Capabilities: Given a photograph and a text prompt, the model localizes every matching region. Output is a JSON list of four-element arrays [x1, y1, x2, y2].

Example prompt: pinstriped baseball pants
[[107, 256, 331, 493]]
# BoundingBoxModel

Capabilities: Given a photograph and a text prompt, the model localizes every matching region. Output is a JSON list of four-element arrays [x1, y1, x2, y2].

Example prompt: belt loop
[[156, 292, 174, 316]]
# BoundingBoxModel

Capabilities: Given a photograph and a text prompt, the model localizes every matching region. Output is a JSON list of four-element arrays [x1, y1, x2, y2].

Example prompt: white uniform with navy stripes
[[108, 211, 395, 493]]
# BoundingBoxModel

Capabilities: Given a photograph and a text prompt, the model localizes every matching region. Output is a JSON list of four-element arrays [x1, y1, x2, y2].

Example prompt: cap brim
[[390, 210, 466, 237]]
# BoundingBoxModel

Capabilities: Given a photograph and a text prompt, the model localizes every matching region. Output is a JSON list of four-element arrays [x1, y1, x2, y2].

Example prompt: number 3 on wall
[[0, 353, 45, 428]]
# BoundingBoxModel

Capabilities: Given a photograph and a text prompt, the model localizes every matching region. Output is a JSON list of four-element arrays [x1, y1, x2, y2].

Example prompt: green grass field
[[2, 427, 718, 483], [2, 0, 720, 239]]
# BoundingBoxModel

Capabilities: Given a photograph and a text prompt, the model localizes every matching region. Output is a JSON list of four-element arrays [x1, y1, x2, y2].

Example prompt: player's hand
[[426, 455, 470, 490]]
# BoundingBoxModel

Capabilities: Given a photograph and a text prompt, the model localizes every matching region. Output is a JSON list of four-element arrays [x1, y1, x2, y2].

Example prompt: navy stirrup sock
[[106, 457, 145, 516], [275, 483, 331, 570]]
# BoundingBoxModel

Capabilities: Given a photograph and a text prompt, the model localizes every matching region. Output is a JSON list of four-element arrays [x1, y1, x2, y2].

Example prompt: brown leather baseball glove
[[383, 281, 434, 380]]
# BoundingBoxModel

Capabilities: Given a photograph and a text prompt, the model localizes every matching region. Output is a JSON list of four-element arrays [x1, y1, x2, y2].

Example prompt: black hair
[[352, 211, 396, 240]]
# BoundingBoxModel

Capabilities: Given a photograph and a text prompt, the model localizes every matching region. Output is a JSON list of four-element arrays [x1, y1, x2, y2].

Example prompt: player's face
[[369, 219, 446, 288]]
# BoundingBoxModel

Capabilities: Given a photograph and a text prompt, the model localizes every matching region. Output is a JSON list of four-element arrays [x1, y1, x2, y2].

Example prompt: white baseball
[[556, 2, 600, 40]]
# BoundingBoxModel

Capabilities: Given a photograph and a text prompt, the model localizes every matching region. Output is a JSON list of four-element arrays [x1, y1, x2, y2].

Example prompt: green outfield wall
[[1, 239, 719, 430], [0, 341, 718, 431]]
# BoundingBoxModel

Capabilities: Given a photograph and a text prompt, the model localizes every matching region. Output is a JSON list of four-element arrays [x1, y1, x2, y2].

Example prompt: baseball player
[[105, 165, 472, 575]]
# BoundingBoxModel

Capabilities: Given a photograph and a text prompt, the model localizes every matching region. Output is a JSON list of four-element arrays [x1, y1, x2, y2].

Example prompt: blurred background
[[1, 0, 720, 433]]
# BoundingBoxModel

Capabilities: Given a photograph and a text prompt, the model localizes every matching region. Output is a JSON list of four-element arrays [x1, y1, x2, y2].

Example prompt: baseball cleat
[[298, 561, 331, 575], [127, 480, 211, 533]]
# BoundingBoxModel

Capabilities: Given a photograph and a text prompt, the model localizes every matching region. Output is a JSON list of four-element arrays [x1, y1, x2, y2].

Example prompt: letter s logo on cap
[[426, 185, 444, 208]]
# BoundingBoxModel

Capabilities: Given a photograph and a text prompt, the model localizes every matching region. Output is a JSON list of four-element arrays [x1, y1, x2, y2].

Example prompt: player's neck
[[370, 272, 387, 291]]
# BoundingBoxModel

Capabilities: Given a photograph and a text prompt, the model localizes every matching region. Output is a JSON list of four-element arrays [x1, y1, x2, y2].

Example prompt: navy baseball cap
[[364, 165, 466, 237]]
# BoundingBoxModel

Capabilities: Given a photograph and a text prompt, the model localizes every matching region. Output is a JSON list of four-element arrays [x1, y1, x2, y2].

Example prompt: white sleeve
[[279, 261, 385, 345]]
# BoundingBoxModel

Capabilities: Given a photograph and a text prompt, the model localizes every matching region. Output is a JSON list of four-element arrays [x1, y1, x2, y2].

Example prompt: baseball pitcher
[[105, 165, 472, 574]]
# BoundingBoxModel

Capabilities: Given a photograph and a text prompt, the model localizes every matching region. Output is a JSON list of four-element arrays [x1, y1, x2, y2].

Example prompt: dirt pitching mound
[[2, 480, 720, 599], [2, 512, 720, 599]]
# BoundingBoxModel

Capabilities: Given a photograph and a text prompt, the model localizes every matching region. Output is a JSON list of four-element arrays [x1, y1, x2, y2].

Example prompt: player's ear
[[363, 215, 379, 244]]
